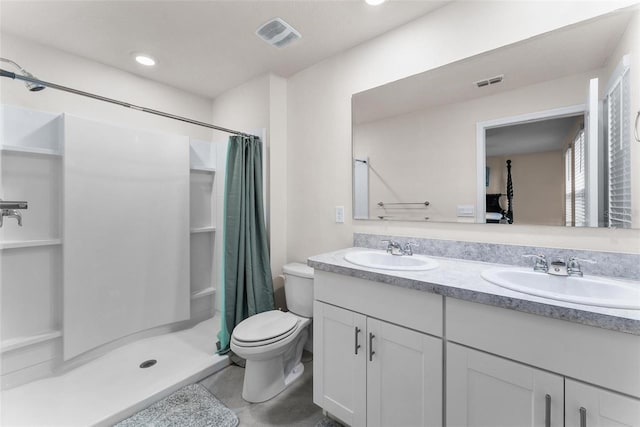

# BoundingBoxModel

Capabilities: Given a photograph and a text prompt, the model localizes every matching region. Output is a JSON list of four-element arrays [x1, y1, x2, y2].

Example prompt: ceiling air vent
[[474, 74, 504, 88], [256, 18, 301, 48]]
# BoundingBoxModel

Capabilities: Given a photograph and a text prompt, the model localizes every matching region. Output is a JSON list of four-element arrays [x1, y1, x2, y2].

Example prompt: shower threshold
[[1, 316, 229, 426]]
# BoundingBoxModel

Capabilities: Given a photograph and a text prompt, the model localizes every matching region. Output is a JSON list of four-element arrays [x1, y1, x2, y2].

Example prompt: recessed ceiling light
[[134, 54, 156, 66], [365, 0, 386, 5]]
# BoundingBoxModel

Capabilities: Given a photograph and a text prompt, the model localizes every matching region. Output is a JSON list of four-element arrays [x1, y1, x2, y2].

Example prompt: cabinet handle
[[369, 333, 375, 361], [579, 407, 587, 427], [354, 327, 361, 355], [544, 394, 551, 427]]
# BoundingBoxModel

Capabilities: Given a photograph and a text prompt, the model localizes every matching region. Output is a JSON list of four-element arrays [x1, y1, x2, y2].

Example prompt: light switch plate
[[457, 205, 475, 217], [335, 206, 345, 223]]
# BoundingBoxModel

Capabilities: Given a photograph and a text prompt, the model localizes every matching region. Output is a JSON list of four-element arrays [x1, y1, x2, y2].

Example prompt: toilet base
[[241, 357, 288, 403], [241, 360, 305, 403]]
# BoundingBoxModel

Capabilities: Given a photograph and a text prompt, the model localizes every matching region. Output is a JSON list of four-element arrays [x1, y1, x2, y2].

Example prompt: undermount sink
[[344, 250, 439, 271], [481, 268, 640, 310]]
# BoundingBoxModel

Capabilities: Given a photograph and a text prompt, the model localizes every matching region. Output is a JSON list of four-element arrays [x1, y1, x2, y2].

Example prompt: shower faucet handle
[[1, 209, 22, 227]]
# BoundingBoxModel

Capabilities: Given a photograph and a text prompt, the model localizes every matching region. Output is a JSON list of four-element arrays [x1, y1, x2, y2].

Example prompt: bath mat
[[315, 417, 344, 427], [114, 383, 238, 427]]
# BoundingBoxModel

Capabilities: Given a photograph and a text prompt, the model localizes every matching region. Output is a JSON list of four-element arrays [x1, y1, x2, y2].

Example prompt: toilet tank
[[282, 262, 314, 318]]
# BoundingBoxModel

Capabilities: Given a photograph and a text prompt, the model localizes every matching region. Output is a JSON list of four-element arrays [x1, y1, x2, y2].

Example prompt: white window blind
[[607, 67, 631, 228], [573, 129, 586, 227], [564, 145, 573, 226]]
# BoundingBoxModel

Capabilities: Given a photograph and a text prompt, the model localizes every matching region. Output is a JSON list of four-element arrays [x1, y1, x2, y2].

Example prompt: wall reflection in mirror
[[352, 8, 639, 228]]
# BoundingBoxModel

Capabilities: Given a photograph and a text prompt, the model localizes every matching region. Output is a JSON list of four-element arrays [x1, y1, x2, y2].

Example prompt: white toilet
[[230, 262, 314, 403]]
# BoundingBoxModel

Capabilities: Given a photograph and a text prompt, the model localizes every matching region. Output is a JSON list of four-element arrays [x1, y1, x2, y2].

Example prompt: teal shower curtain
[[217, 135, 274, 354]]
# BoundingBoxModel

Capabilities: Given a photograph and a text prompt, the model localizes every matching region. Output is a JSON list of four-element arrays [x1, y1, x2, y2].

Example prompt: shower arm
[[0, 67, 257, 138]]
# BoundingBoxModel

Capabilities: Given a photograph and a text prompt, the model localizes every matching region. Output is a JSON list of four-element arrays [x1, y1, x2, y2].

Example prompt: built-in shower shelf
[[190, 166, 216, 173], [0, 239, 62, 250], [1, 145, 62, 157], [190, 226, 216, 234], [191, 287, 216, 300], [0, 330, 62, 353]]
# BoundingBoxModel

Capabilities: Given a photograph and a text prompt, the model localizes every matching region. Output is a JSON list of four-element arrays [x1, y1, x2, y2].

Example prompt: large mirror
[[352, 8, 639, 228]]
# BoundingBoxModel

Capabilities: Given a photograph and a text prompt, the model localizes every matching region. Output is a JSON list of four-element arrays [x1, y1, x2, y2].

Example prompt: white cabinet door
[[367, 318, 442, 427], [566, 379, 640, 427], [447, 343, 563, 427], [314, 301, 367, 426]]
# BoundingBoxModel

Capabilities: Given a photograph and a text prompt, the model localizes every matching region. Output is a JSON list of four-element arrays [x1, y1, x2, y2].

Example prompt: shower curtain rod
[[0, 68, 257, 138]]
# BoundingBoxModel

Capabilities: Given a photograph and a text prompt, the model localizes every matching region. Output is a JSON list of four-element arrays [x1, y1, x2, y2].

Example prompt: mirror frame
[[475, 104, 587, 224]]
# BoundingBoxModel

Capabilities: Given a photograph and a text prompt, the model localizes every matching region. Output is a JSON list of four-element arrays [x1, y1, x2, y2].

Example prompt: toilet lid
[[233, 310, 298, 343], [282, 262, 314, 278]]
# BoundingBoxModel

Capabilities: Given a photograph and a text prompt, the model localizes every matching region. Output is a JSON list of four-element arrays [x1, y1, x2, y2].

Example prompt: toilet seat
[[232, 310, 299, 348]]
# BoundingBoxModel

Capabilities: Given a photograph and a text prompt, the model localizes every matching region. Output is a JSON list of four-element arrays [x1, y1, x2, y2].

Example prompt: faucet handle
[[522, 254, 548, 272], [381, 239, 404, 255], [381, 239, 396, 253], [567, 256, 596, 277], [403, 242, 418, 255]]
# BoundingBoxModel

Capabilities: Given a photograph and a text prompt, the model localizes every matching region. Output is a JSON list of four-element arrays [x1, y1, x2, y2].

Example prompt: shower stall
[[0, 98, 236, 424]]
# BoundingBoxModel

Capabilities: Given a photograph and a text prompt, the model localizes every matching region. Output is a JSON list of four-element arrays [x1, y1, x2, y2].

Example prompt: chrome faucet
[[382, 240, 417, 256], [524, 253, 595, 277], [523, 254, 548, 273], [0, 209, 22, 227]]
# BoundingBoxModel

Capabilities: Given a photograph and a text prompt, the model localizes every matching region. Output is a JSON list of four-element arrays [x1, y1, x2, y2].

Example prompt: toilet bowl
[[230, 262, 314, 403]]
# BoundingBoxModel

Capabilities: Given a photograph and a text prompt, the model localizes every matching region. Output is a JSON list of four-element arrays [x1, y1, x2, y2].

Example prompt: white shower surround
[[1, 104, 223, 390], [63, 115, 191, 360]]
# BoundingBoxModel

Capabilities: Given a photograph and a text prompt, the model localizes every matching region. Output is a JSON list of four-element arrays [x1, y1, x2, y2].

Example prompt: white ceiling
[[485, 115, 582, 157], [0, 0, 448, 99]]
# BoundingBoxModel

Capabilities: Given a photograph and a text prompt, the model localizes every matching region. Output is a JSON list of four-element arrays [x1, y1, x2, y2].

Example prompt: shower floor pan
[[1, 316, 229, 426]]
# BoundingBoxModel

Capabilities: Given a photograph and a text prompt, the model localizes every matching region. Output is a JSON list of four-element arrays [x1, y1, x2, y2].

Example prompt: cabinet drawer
[[314, 271, 443, 337], [447, 298, 640, 398]]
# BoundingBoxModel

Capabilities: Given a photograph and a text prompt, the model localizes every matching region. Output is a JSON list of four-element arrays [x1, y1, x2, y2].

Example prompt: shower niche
[[0, 104, 225, 388], [189, 138, 223, 320], [0, 105, 63, 389]]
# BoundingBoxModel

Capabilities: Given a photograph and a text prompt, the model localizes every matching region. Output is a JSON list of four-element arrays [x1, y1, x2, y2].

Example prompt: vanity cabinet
[[313, 271, 443, 427], [314, 302, 442, 427], [311, 266, 640, 426]]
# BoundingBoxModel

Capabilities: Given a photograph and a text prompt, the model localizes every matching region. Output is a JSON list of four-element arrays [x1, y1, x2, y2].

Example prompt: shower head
[[0, 57, 46, 91], [22, 70, 45, 92]]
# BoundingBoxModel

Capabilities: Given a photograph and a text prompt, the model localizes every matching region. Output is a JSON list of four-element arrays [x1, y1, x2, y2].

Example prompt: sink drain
[[139, 359, 157, 369]]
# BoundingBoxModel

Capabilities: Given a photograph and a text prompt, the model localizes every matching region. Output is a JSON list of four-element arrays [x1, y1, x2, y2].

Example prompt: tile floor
[[199, 352, 337, 426]]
